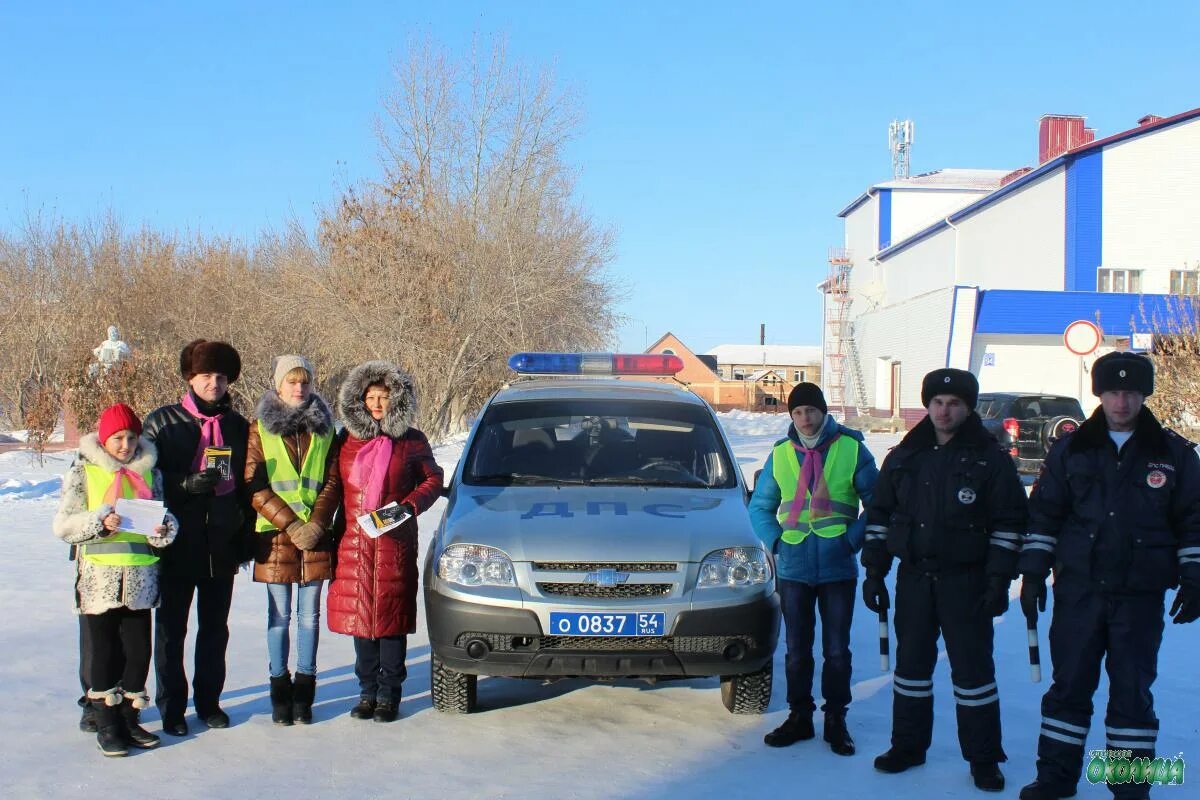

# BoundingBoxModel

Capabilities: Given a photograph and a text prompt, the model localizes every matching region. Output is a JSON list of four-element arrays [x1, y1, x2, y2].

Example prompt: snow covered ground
[[2, 413, 1196, 799]]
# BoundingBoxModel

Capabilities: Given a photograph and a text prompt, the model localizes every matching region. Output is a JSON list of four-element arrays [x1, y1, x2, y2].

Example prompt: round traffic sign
[[1063, 320, 1102, 356]]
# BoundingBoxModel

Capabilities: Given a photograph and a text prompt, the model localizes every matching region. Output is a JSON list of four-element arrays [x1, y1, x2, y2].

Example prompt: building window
[[732, 368, 746, 381], [764, 396, 779, 406], [1097, 268, 1141, 293], [661, 348, 676, 355], [1170, 270, 1200, 295], [793, 369, 806, 382]]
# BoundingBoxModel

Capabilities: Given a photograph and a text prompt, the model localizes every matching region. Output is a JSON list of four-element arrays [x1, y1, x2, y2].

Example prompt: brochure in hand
[[114, 498, 167, 536], [356, 501, 411, 538], [203, 446, 233, 481]]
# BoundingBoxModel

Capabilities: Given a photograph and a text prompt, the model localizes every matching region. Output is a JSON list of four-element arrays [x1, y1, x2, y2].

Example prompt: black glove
[[1169, 584, 1200, 625], [182, 468, 221, 495], [1020, 574, 1047, 624], [980, 576, 1011, 617], [863, 574, 890, 613]]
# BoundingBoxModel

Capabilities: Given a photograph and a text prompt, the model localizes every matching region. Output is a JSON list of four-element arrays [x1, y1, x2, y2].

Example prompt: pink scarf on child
[[350, 435, 394, 513], [181, 392, 234, 496], [103, 467, 153, 504], [783, 433, 841, 529]]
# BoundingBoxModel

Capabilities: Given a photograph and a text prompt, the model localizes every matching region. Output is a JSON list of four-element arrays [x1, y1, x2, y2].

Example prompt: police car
[[424, 352, 780, 714]]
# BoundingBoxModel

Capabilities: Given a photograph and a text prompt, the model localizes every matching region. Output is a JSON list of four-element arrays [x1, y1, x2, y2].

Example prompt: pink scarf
[[783, 433, 840, 529], [103, 467, 153, 504], [350, 435, 394, 513], [181, 392, 234, 496]]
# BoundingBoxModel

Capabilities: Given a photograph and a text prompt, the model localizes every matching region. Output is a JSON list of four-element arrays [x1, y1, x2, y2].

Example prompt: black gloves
[[863, 574, 890, 613], [981, 576, 1012, 617], [1020, 574, 1048, 623], [1169, 583, 1200, 625], [182, 468, 222, 495]]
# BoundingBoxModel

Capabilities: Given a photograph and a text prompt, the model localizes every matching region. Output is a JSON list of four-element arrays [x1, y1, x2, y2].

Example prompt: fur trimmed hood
[[1067, 404, 1168, 457], [255, 390, 334, 437], [338, 360, 417, 440], [78, 432, 157, 474]]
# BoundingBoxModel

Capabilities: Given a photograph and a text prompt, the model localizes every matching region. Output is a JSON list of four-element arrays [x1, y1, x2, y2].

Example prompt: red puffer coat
[[326, 361, 444, 639]]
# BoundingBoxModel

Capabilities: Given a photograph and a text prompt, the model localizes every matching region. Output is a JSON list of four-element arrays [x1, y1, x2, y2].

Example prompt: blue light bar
[[508, 352, 584, 374], [507, 352, 685, 376]]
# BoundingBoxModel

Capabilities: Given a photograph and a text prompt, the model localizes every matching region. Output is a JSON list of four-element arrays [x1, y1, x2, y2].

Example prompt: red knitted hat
[[97, 403, 142, 444]]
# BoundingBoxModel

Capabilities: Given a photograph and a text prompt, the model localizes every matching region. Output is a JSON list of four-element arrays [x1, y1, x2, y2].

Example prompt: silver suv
[[424, 353, 780, 714]]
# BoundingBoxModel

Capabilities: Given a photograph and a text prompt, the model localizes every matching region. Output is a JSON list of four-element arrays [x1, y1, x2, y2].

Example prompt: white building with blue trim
[[823, 108, 1200, 424]]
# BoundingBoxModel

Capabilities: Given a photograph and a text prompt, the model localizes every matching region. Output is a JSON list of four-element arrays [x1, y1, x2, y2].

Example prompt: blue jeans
[[778, 577, 856, 715], [266, 581, 323, 678]]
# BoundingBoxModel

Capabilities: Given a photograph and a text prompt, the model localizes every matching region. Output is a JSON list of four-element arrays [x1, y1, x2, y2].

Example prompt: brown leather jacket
[[244, 391, 342, 584]]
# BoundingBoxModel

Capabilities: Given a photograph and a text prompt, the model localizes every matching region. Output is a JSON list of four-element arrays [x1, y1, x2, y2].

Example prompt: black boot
[[350, 697, 376, 720], [270, 674, 294, 726], [373, 700, 398, 723], [763, 710, 815, 747], [79, 697, 97, 733], [874, 747, 926, 773], [971, 762, 1005, 792], [91, 694, 128, 757], [292, 673, 315, 725], [1018, 780, 1077, 799], [119, 693, 161, 749], [823, 712, 856, 756]]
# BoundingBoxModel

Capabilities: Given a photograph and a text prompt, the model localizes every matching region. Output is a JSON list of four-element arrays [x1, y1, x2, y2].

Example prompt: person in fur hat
[[53, 403, 179, 756], [327, 360, 444, 723], [142, 338, 251, 735], [244, 355, 341, 725]]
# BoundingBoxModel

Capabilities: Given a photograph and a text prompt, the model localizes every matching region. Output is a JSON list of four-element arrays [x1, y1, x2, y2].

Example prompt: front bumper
[[426, 590, 780, 679]]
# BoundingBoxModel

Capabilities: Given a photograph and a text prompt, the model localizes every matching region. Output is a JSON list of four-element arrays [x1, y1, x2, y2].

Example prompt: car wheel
[[719, 661, 772, 714], [431, 654, 477, 713]]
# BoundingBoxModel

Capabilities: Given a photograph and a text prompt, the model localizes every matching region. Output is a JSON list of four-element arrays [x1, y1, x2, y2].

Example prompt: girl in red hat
[[53, 403, 178, 757]]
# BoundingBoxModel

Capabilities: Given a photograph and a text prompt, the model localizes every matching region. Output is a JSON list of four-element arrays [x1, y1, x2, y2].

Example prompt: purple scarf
[[783, 433, 841, 529], [350, 435, 394, 513], [181, 392, 234, 496]]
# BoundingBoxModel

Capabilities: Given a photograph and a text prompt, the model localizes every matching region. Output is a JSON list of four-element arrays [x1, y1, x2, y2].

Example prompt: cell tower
[[889, 119, 914, 179]]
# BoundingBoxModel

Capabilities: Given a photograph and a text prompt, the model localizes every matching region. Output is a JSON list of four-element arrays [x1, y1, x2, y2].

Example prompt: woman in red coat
[[328, 360, 443, 722]]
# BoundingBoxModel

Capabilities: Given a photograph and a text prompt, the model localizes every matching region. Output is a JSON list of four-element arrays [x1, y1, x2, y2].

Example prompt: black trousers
[[1035, 578, 1164, 799], [353, 635, 408, 703], [82, 607, 152, 693], [890, 564, 1005, 763], [779, 578, 856, 715], [154, 574, 235, 720]]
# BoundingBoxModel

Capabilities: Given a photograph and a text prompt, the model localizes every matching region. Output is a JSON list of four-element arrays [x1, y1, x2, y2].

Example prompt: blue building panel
[[877, 189, 892, 250], [1064, 150, 1103, 291], [975, 290, 1195, 336]]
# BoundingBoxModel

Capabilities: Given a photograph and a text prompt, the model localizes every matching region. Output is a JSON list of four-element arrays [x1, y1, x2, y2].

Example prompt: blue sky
[[2, 2, 1198, 353]]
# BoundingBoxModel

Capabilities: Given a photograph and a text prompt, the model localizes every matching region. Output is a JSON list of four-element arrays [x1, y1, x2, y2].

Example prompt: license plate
[[549, 611, 665, 637]]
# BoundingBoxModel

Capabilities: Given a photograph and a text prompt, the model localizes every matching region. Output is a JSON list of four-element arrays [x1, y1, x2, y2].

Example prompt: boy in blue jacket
[[749, 383, 878, 754]]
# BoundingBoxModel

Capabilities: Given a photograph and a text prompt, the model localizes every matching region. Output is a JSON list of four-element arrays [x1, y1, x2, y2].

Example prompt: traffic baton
[[879, 607, 890, 672], [1026, 617, 1042, 683]]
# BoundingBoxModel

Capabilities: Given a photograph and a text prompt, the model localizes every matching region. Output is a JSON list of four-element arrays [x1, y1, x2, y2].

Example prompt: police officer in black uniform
[[862, 368, 1028, 793], [1018, 352, 1200, 800]]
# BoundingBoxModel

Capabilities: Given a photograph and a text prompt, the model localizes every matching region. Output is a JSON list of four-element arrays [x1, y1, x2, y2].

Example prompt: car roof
[[979, 393, 1077, 401], [489, 378, 708, 406]]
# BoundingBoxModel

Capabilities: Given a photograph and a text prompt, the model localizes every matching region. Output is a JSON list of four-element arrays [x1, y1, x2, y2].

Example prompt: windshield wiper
[[587, 475, 709, 488], [468, 473, 589, 486]]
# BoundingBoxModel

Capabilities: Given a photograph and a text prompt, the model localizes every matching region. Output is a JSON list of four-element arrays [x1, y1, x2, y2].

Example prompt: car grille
[[532, 562, 678, 573], [454, 632, 756, 653], [537, 582, 673, 598]]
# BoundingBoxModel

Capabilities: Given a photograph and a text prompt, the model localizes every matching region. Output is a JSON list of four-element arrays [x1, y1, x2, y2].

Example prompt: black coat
[[1019, 405, 1200, 594], [864, 413, 1028, 579], [142, 394, 252, 580]]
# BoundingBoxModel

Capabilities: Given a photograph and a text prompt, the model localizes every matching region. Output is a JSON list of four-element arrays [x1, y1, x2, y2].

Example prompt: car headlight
[[437, 544, 516, 587], [697, 547, 771, 588]]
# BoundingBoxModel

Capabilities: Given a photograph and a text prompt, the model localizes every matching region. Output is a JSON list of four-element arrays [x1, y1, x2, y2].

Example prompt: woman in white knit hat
[[243, 355, 341, 725]]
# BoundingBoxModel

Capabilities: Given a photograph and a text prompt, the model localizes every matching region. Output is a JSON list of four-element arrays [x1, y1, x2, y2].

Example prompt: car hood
[[441, 484, 758, 563]]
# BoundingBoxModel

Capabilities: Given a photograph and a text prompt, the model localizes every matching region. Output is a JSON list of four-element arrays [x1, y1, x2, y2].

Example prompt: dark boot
[[79, 698, 97, 733], [200, 708, 230, 729], [823, 712, 856, 756], [373, 700, 398, 723], [350, 697, 376, 720], [90, 692, 128, 758], [1018, 780, 1076, 800], [971, 762, 1005, 792], [292, 673, 315, 725], [119, 693, 161, 749], [270, 674, 294, 726], [763, 710, 815, 747], [874, 747, 926, 773]]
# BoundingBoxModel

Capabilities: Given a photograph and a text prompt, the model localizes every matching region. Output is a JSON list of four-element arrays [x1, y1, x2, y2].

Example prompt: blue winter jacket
[[749, 414, 879, 585]]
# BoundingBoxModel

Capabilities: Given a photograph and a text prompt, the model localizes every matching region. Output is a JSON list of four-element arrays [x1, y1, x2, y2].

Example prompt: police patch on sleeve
[[958, 487, 977, 504]]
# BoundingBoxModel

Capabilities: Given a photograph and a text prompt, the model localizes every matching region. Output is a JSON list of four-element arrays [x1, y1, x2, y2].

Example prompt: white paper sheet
[[114, 498, 166, 536], [356, 501, 411, 538]]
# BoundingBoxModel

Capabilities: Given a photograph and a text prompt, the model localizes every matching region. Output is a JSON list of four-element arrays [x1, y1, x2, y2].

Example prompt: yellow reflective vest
[[81, 464, 159, 566], [255, 423, 333, 532], [772, 436, 861, 545]]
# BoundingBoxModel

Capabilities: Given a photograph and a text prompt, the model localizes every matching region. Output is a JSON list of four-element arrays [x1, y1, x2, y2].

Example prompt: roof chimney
[[1138, 114, 1165, 127], [1039, 114, 1094, 163]]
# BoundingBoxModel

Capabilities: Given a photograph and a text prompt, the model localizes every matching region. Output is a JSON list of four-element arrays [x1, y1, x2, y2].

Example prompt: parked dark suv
[[977, 393, 1085, 474]]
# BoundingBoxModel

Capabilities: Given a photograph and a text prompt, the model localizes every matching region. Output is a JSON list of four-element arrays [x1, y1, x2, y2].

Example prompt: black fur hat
[[921, 368, 979, 409], [179, 339, 241, 382], [1091, 351, 1153, 397]]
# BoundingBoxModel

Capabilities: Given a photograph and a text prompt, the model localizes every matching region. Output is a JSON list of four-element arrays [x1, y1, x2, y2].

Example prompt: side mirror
[[440, 482, 452, 498]]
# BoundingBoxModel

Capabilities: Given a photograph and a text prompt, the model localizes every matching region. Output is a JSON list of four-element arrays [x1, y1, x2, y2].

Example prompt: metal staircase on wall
[[845, 328, 869, 417]]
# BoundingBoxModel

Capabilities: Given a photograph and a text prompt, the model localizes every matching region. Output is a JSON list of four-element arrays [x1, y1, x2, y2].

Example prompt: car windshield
[[462, 398, 737, 488]]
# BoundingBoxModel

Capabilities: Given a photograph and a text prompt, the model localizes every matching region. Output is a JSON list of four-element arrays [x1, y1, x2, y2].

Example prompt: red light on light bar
[[612, 354, 684, 375]]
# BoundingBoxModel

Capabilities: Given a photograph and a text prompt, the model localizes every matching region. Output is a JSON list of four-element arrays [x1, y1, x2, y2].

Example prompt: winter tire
[[719, 661, 772, 714], [431, 654, 477, 713], [1042, 415, 1081, 449]]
